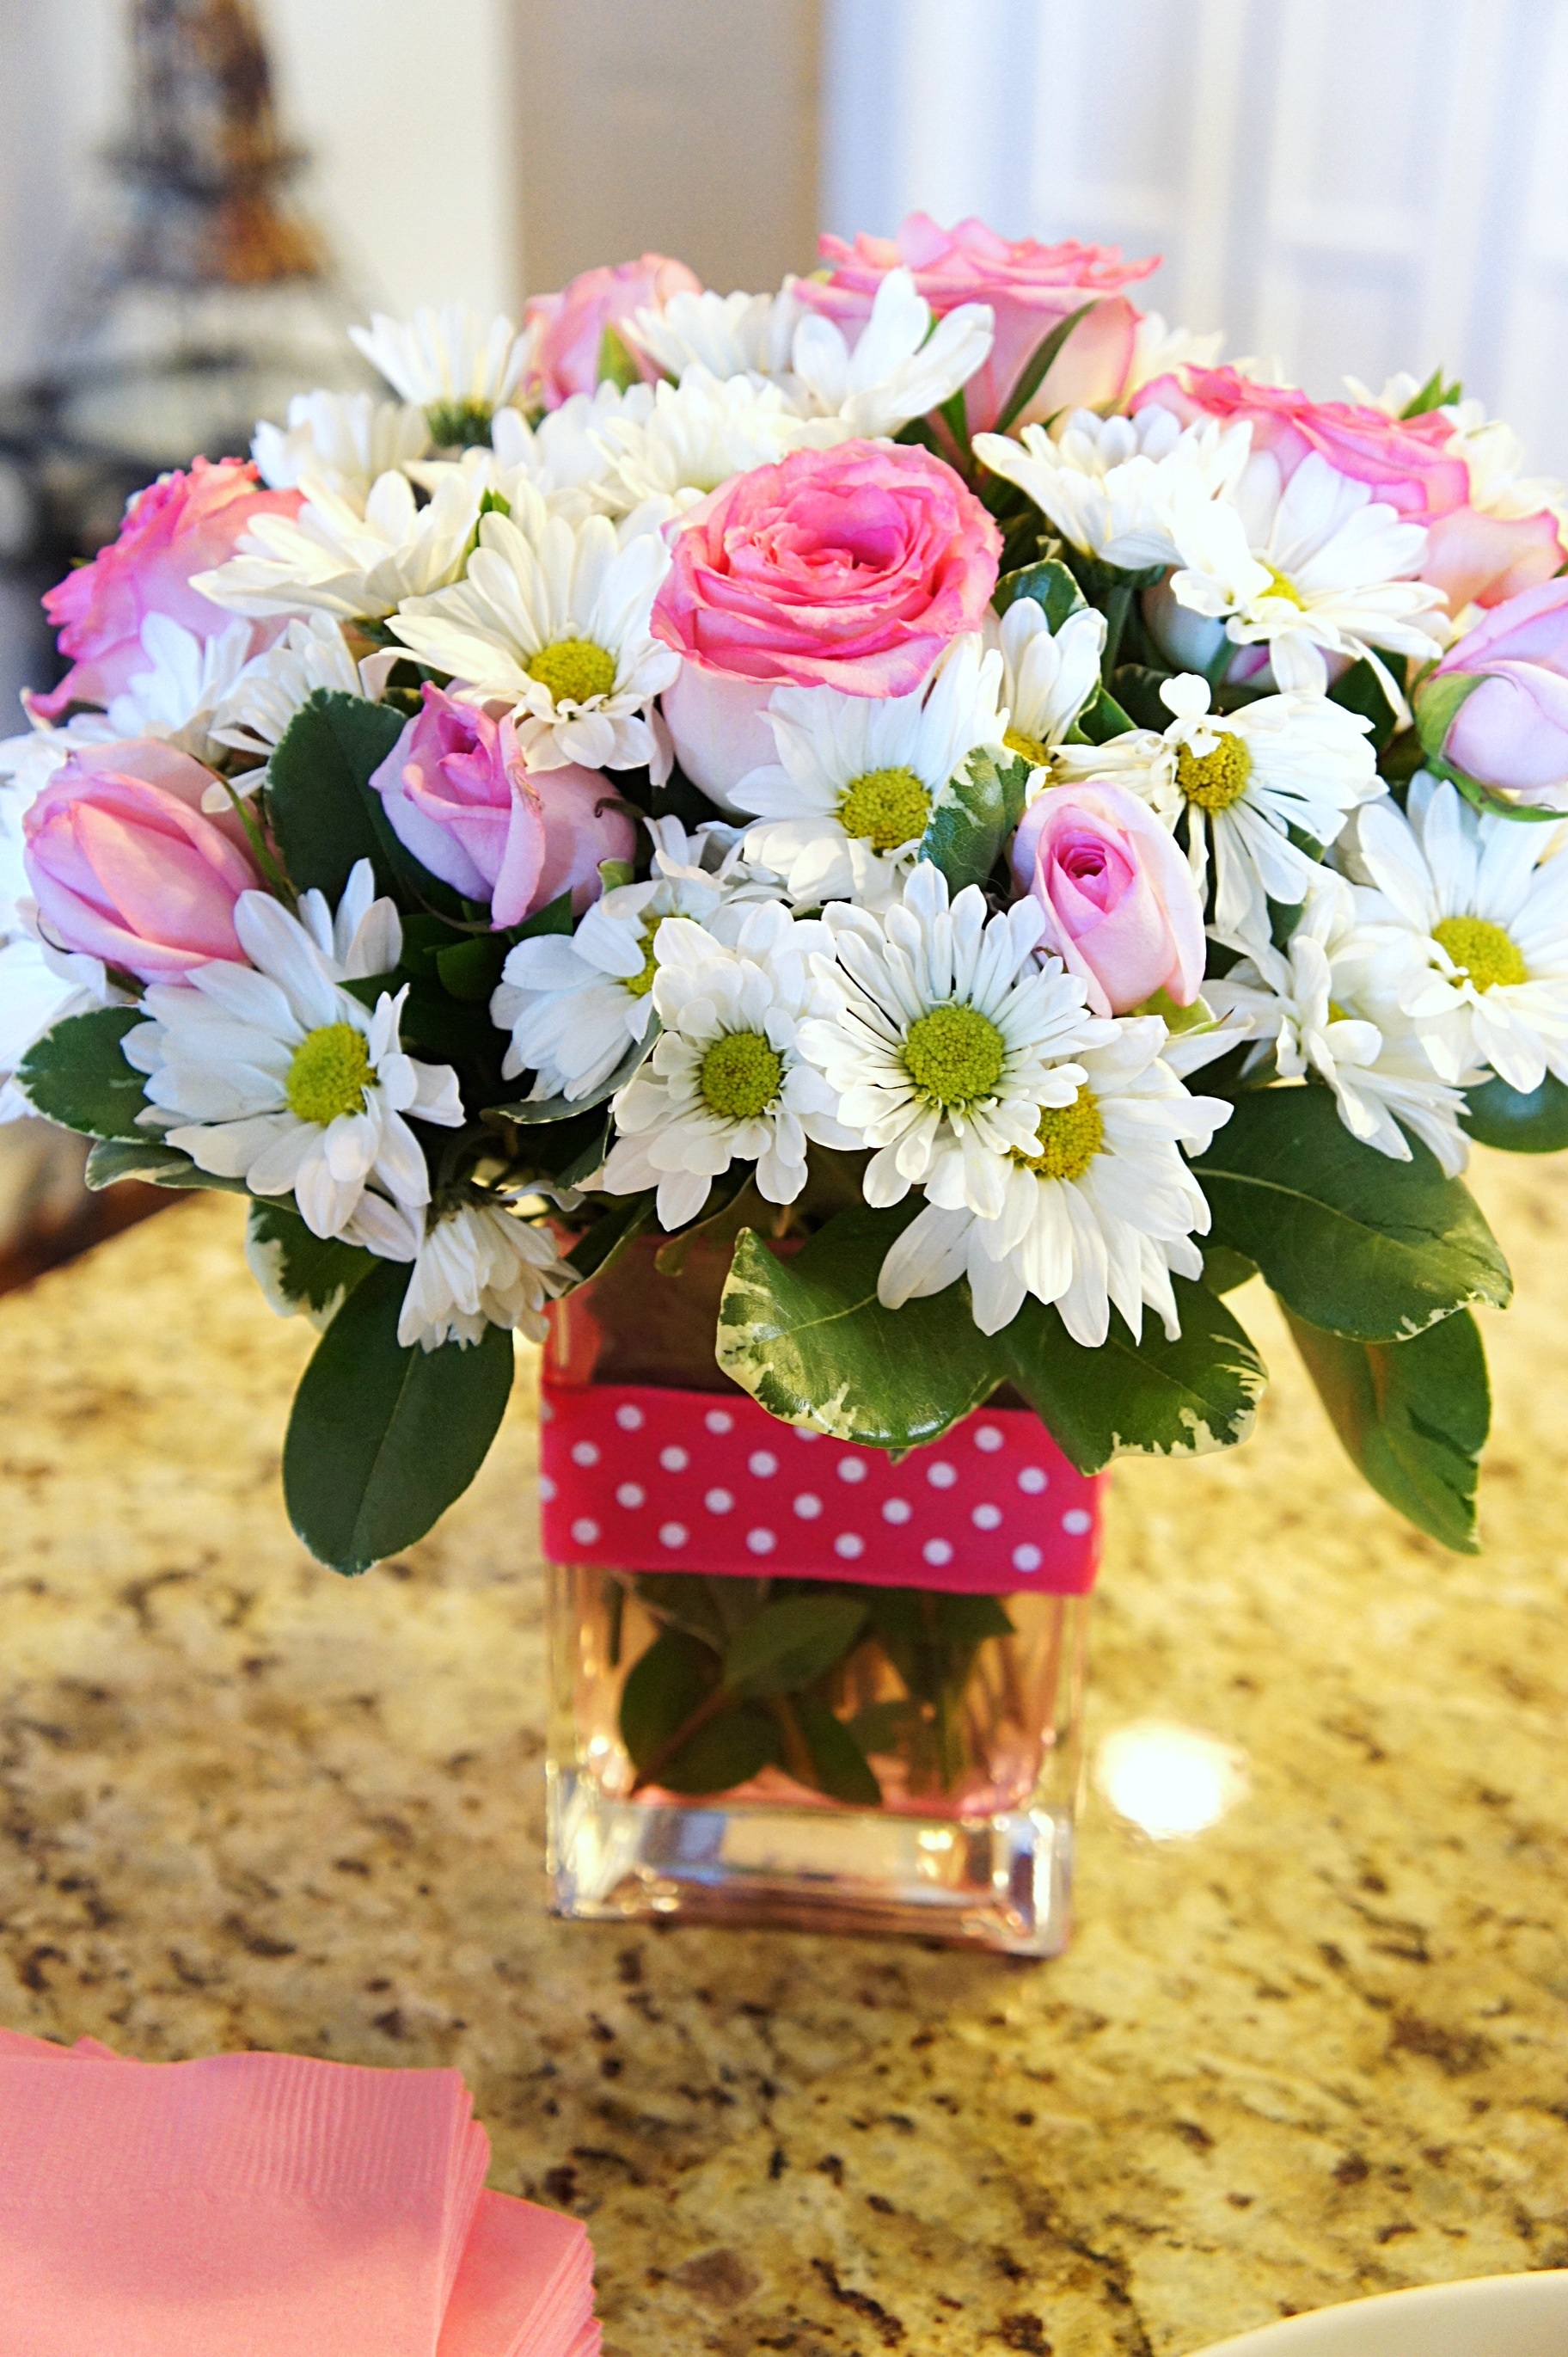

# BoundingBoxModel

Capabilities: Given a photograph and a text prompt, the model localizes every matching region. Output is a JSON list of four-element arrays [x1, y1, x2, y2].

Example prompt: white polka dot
[[570, 1439, 600, 1468], [1017, 1464, 1049, 1495], [659, 1521, 689, 1550], [926, 1460, 957, 1490], [749, 1450, 778, 1479], [538, 1398, 554, 1422], [705, 1409, 734, 1434], [834, 1531, 865, 1560], [922, 1538, 954, 1568], [659, 1446, 689, 1473], [538, 1474, 557, 1504], [1062, 1507, 1093, 1536], [571, 1517, 599, 1546], [793, 1427, 821, 1444], [836, 1457, 867, 1484], [616, 1482, 645, 1510], [705, 1487, 734, 1515], [974, 1423, 1004, 1453], [746, 1527, 776, 1556], [882, 1497, 912, 1525], [614, 1403, 644, 1431], [793, 1493, 823, 1520], [1013, 1543, 1043, 1574], [971, 1502, 1002, 1531]]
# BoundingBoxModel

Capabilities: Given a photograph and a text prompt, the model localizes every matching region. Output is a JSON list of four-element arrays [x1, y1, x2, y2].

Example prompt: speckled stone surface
[[0, 1151, 1565, 2356]]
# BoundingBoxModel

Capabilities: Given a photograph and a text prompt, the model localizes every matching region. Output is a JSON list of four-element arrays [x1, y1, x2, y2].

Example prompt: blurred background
[[2, 0, 1567, 1273]]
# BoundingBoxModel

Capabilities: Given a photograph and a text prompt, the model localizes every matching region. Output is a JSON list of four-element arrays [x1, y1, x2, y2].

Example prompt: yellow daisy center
[[1014, 1083, 1104, 1181], [838, 764, 931, 853], [1260, 563, 1307, 608], [623, 921, 660, 999], [699, 1030, 784, 1121], [285, 1022, 374, 1126], [903, 1004, 1007, 1109], [1177, 731, 1253, 813], [1432, 915, 1527, 992], [1004, 726, 1051, 769], [526, 638, 618, 706]]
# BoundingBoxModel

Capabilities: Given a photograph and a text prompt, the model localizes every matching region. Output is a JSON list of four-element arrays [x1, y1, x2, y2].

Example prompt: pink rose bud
[[35, 457, 300, 719], [371, 685, 636, 925], [22, 740, 261, 982], [797, 213, 1157, 433], [1416, 576, 1568, 807], [523, 253, 701, 410], [1011, 781, 1206, 1018]]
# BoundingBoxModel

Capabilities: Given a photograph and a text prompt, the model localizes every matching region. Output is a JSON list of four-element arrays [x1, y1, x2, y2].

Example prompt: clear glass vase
[[541, 1238, 1097, 1955]]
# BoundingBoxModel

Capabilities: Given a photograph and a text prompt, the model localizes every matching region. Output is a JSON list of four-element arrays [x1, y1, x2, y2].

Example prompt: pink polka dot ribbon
[[538, 1381, 1103, 1595]]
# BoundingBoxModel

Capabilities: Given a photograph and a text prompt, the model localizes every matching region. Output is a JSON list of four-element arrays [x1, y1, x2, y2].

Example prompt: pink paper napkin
[[0, 2030, 598, 2357]]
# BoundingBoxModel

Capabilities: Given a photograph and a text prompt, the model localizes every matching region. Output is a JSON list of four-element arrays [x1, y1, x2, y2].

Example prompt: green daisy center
[[1177, 732, 1253, 813], [623, 921, 660, 999], [699, 1029, 784, 1121], [1004, 726, 1050, 770], [426, 396, 494, 449], [838, 764, 931, 853], [526, 638, 618, 706], [1432, 915, 1526, 992], [903, 1004, 1007, 1109], [1014, 1083, 1104, 1181], [285, 1022, 374, 1127]]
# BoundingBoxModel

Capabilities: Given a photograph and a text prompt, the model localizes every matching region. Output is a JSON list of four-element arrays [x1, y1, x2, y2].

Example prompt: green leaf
[[721, 1593, 870, 1700], [795, 1703, 882, 1805], [931, 1594, 1014, 1644], [1075, 684, 1137, 742], [1400, 367, 1461, 418], [1201, 1242, 1259, 1296], [619, 1628, 720, 1771], [1284, 1305, 1488, 1553], [267, 690, 407, 904], [991, 299, 1099, 436], [283, 1257, 514, 1574], [566, 1191, 653, 1284], [1107, 664, 1179, 732], [1461, 1069, 1568, 1152], [83, 1136, 249, 1193], [920, 748, 1030, 892], [597, 323, 642, 394], [716, 1206, 1003, 1448], [435, 934, 509, 1004], [1329, 657, 1399, 753], [1191, 1085, 1512, 1341], [992, 555, 1086, 631], [245, 1199, 375, 1327], [17, 1008, 152, 1139], [630, 1574, 732, 1654], [995, 1277, 1266, 1473], [658, 1704, 781, 1795]]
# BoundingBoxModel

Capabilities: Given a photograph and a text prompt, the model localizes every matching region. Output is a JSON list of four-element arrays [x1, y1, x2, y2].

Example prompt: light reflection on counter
[[1094, 1719, 1250, 1840]]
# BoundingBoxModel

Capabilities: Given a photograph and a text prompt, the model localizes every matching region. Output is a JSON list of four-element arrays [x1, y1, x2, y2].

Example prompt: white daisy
[[1155, 449, 1448, 700], [389, 500, 677, 773], [1345, 771, 1568, 1093], [787, 267, 994, 439], [796, 858, 1112, 1219], [1204, 872, 1469, 1173], [339, 1192, 573, 1352], [1123, 312, 1225, 400], [206, 614, 390, 791], [973, 407, 1248, 569], [123, 862, 464, 1237], [587, 367, 833, 517], [627, 285, 799, 386], [733, 635, 1008, 911], [986, 598, 1106, 771], [487, 384, 653, 513], [349, 304, 528, 445], [252, 390, 431, 498], [878, 1017, 1231, 1344], [193, 468, 481, 623], [599, 900, 853, 1230], [1055, 672, 1380, 942]]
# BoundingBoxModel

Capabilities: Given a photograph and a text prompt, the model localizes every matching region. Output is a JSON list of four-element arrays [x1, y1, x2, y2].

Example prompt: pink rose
[[35, 457, 301, 720], [523, 253, 702, 411], [798, 214, 1158, 434], [1136, 366, 1565, 613], [1416, 577, 1568, 807], [1012, 781, 1205, 1017], [371, 685, 636, 925], [23, 740, 261, 981]]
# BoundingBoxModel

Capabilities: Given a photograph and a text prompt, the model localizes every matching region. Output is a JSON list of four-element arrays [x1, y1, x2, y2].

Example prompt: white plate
[[1191, 2270, 1568, 2355]]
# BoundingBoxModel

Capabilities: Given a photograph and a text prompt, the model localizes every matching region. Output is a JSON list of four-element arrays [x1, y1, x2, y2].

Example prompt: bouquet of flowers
[[3, 217, 1560, 1793]]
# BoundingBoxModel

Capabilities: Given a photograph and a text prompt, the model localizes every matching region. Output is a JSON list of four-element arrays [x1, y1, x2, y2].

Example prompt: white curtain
[[823, 0, 1568, 478]]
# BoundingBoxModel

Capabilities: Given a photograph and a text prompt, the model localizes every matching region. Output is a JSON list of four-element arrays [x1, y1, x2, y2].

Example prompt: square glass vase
[[541, 1238, 1094, 1956]]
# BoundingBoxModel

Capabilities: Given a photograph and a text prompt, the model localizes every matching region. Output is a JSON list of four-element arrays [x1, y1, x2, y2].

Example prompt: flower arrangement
[[3, 214, 1563, 1826]]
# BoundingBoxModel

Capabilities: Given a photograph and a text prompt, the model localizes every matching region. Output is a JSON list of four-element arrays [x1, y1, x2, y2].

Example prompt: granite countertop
[[0, 1150, 1565, 2355]]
